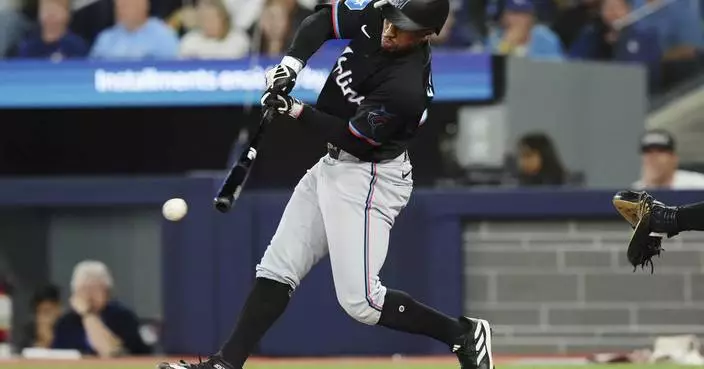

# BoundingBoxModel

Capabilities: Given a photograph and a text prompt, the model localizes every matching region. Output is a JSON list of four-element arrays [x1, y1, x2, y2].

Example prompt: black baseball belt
[[326, 143, 408, 162]]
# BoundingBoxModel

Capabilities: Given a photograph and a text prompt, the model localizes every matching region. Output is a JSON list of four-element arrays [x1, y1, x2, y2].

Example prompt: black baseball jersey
[[288, 0, 434, 162]]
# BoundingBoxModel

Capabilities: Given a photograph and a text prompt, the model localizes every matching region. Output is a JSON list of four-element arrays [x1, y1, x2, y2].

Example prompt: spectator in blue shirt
[[570, 0, 662, 89], [631, 0, 703, 61], [52, 260, 150, 357], [16, 0, 88, 60], [486, 0, 564, 60], [89, 0, 179, 60]]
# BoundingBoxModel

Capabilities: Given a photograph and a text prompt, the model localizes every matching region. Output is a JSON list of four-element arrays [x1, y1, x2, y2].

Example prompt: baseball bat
[[214, 108, 275, 213]]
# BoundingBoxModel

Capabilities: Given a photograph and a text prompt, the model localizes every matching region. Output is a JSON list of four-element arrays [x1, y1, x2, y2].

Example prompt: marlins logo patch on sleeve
[[345, 0, 373, 10], [367, 107, 394, 135]]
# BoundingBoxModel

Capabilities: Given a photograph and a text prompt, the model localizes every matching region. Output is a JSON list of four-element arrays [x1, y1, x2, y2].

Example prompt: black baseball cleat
[[157, 356, 236, 369], [452, 316, 494, 369], [613, 190, 680, 237]]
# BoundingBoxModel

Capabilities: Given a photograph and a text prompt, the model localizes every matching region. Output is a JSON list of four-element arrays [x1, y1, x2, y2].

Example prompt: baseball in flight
[[162, 198, 188, 221]]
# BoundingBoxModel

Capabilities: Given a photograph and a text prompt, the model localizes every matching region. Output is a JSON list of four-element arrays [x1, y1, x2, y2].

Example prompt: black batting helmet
[[374, 0, 450, 35]]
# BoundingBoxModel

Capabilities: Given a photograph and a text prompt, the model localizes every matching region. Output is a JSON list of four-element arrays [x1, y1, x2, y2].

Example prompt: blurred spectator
[[179, 0, 250, 59], [15, 0, 88, 60], [253, 0, 312, 56], [552, 0, 602, 49], [430, 0, 478, 48], [52, 260, 150, 357], [69, 0, 114, 46], [486, 0, 564, 60], [569, 0, 662, 87], [166, 2, 199, 37], [0, 0, 31, 58], [168, 0, 267, 34], [632, 129, 704, 189], [17, 285, 62, 351], [225, 0, 266, 30], [89, 0, 179, 60], [516, 132, 567, 186], [631, 0, 703, 62]]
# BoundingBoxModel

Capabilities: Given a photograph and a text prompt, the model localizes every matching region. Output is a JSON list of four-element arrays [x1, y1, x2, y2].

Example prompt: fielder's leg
[[318, 156, 493, 369], [158, 160, 329, 369]]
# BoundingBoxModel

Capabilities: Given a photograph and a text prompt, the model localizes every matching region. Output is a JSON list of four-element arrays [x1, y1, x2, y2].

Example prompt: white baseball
[[162, 198, 188, 221]]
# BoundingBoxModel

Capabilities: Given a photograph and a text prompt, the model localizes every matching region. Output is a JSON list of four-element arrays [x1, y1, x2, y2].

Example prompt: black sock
[[377, 289, 463, 346], [218, 277, 292, 368], [677, 201, 704, 231]]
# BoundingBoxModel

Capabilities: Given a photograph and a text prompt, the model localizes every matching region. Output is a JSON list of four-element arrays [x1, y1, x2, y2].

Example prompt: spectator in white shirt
[[632, 129, 704, 190], [180, 0, 250, 60]]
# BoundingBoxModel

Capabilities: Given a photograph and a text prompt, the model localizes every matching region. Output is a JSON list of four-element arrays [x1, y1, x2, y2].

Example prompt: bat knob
[[214, 196, 233, 213]]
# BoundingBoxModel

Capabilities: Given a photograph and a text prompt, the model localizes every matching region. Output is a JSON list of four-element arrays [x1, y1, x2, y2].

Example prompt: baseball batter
[[159, 1, 493, 369]]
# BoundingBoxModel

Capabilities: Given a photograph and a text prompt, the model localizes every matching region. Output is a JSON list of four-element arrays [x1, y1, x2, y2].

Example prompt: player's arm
[[286, 0, 374, 66], [282, 8, 336, 73], [265, 0, 375, 94], [262, 88, 424, 158]]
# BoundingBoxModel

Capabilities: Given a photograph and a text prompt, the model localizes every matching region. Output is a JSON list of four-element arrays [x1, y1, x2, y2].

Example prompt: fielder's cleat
[[157, 356, 236, 369], [452, 316, 494, 369]]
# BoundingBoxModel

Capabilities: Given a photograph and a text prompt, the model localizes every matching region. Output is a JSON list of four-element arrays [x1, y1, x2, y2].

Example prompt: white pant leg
[[256, 158, 329, 290], [319, 155, 412, 325]]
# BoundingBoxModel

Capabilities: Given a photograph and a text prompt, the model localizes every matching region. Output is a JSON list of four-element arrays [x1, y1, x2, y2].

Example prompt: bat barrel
[[213, 196, 233, 213], [212, 108, 274, 214]]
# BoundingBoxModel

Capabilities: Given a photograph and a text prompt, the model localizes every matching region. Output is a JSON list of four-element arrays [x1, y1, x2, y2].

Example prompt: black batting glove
[[265, 64, 297, 95], [261, 91, 304, 119]]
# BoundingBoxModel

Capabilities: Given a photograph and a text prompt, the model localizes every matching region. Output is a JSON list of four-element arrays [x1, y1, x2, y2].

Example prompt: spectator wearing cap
[[486, 0, 564, 60], [52, 260, 150, 357], [15, 0, 88, 60], [17, 285, 62, 351], [89, 0, 179, 60], [179, 0, 250, 60], [632, 130, 704, 190]]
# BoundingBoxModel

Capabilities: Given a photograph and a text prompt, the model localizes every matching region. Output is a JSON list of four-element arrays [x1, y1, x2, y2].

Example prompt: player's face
[[381, 19, 431, 52]]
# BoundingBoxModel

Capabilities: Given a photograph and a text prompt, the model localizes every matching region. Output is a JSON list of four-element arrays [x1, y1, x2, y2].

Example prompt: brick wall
[[463, 220, 704, 355]]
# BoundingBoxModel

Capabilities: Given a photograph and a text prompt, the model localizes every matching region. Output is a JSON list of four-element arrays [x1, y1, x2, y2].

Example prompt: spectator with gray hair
[[52, 260, 150, 357]]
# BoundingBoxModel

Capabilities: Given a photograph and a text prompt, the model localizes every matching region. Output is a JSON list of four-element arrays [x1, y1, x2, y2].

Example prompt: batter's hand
[[261, 92, 304, 119], [265, 64, 298, 95]]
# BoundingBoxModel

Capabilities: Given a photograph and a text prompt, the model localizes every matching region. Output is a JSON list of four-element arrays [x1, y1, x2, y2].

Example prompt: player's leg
[[219, 161, 330, 367], [318, 157, 493, 369], [158, 160, 328, 369]]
